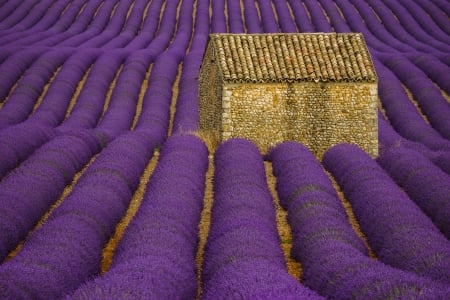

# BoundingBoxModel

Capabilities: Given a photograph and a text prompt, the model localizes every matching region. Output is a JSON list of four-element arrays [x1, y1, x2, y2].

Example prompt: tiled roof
[[208, 33, 377, 83]]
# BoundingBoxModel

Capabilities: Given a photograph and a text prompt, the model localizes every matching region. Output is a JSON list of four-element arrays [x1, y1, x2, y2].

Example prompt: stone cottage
[[198, 33, 378, 158]]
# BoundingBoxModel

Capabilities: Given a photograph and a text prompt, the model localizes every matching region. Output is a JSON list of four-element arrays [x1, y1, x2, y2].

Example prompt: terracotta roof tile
[[208, 33, 377, 83]]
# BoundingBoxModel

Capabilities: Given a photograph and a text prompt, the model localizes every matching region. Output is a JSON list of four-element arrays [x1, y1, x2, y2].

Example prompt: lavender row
[[201, 138, 322, 299], [373, 58, 450, 152], [272, 0, 297, 33], [0, 47, 50, 103], [227, 0, 244, 33], [333, 0, 422, 53], [55, 0, 120, 48], [80, 0, 142, 49], [28, 49, 101, 127], [58, 51, 125, 131], [0, 129, 104, 262], [363, 0, 448, 54], [27, 0, 104, 48], [0, 131, 157, 299], [378, 147, 450, 239], [323, 143, 450, 284], [0, 0, 41, 31], [258, 0, 279, 33], [211, 0, 226, 33], [397, 0, 449, 43], [0, 123, 54, 180], [377, 109, 450, 176], [378, 0, 450, 52], [266, 141, 368, 254], [242, 0, 262, 33], [379, 54, 450, 140], [0, 48, 73, 128], [413, 0, 450, 35], [172, 0, 210, 133], [350, 0, 442, 54], [287, 0, 314, 33], [67, 134, 208, 299], [269, 141, 449, 299], [409, 54, 450, 96]]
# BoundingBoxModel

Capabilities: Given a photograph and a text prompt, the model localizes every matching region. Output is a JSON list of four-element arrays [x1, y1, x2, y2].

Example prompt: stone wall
[[220, 82, 378, 158]]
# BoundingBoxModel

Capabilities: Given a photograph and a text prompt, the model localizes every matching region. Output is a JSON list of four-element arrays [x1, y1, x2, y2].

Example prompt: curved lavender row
[[346, 0, 417, 53], [377, 0, 450, 52], [201, 138, 323, 300], [408, 54, 450, 95], [95, 51, 154, 137], [138, 0, 180, 52], [414, 0, 450, 35], [429, 152, 450, 177], [373, 58, 450, 151], [0, 1, 20, 23], [377, 111, 436, 157], [17, 0, 72, 32], [0, 48, 73, 129], [267, 141, 368, 253], [378, 147, 450, 239], [55, 0, 119, 48], [0, 129, 104, 262], [303, 0, 333, 33], [242, 0, 262, 33], [0, 0, 40, 31], [333, 0, 400, 53], [171, 54, 202, 134], [227, 0, 244, 33], [287, 0, 314, 33], [3, 0, 55, 32], [123, 0, 165, 50], [78, 0, 136, 49], [0, 0, 69, 43], [163, 0, 195, 60], [57, 51, 125, 131], [0, 0, 87, 46], [0, 123, 54, 180], [398, 0, 450, 44], [129, 0, 192, 136], [258, 0, 279, 33], [270, 141, 450, 299], [379, 54, 450, 140], [171, 0, 210, 133], [323, 144, 450, 284], [364, 0, 449, 54], [101, 0, 149, 50], [0, 47, 46, 102], [211, 0, 226, 33], [431, 0, 450, 15], [67, 135, 208, 300], [317, 0, 351, 33], [28, 49, 100, 127], [0, 131, 157, 299], [133, 52, 180, 141], [377, 109, 450, 176], [31, 0, 103, 48], [272, 0, 297, 33]]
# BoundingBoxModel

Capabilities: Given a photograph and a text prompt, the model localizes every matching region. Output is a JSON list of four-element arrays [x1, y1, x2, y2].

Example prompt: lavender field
[[0, 0, 449, 299]]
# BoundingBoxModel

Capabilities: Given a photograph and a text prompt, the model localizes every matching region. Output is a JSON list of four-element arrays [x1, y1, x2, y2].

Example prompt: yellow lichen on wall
[[220, 82, 378, 158]]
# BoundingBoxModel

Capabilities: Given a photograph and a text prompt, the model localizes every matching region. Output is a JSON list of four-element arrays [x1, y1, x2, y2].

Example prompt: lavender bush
[[323, 143, 450, 284], [270, 141, 450, 299], [201, 138, 323, 299], [0, 132, 157, 299], [66, 134, 208, 299], [378, 147, 450, 238]]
